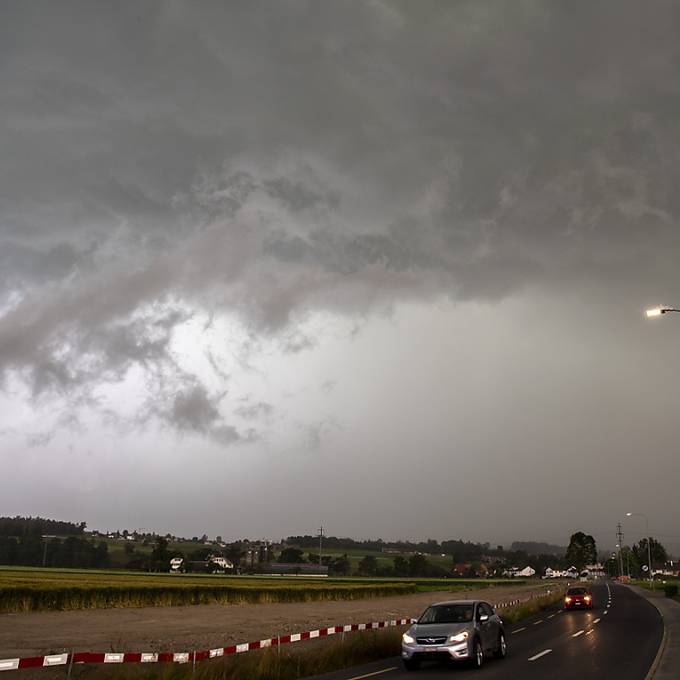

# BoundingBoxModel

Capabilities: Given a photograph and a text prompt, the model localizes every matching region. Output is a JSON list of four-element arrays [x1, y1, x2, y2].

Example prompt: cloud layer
[[2, 0, 680, 442]]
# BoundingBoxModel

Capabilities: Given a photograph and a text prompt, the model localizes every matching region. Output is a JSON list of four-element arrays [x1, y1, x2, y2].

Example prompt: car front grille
[[416, 636, 448, 645]]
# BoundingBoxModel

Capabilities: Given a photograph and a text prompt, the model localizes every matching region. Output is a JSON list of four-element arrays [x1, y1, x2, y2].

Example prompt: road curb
[[644, 608, 667, 680]]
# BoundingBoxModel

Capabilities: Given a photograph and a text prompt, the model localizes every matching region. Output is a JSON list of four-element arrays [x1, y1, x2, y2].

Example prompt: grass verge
[[498, 589, 565, 624]]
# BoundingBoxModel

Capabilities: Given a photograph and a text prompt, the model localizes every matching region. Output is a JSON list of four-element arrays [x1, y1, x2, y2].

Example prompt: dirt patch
[[0, 582, 553, 658]]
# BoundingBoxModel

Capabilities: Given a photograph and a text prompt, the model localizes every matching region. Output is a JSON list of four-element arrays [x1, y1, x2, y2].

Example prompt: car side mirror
[[478, 614, 489, 623]]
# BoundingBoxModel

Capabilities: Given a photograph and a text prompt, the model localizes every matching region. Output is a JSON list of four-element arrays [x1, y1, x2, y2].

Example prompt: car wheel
[[470, 638, 483, 669], [494, 632, 507, 659], [403, 659, 420, 671]]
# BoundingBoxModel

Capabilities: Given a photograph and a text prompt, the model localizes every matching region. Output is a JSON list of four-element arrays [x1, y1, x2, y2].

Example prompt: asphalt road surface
[[311, 583, 662, 680]]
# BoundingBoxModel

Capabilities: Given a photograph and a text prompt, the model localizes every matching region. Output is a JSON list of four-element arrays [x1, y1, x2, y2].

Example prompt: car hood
[[409, 623, 471, 638]]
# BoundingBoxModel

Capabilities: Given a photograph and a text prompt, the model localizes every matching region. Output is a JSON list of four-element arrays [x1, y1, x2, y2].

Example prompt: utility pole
[[616, 524, 624, 578], [318, 526, 323, 570]]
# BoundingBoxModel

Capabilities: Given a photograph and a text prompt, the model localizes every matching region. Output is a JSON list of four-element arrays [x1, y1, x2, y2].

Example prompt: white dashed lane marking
[[593, 618, 601, 624], [347, 668, 398, 680], [528, 649, 553, 662], [533, 620, 544, 625], [512, 627, 527, 634], [572, 630, 585, 638]]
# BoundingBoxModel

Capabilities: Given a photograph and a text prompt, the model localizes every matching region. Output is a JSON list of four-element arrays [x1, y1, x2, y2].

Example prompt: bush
[[664, 583, 678, 598]]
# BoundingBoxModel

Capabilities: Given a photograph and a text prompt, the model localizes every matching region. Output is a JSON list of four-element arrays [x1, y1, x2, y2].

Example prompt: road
[[311, 583, 662, 680]]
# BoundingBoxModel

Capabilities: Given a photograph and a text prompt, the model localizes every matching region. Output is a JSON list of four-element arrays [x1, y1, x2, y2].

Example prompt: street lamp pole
[[626, 512, 652, 587]]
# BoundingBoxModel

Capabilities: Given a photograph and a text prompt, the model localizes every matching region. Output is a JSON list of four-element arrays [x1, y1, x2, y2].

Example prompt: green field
[[0, 567, 522, 613]]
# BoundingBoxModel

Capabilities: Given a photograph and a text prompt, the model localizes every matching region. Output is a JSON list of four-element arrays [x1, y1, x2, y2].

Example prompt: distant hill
[[510, 541, 565, 556]]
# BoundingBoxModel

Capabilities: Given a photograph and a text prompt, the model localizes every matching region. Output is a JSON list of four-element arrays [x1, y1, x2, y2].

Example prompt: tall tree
[[357, 555, 378, 576], [279, 547, 305, 563], [565, 532, 597, 571], [329, 555, 351, 576], [632, 537, 667, 573], [393, 556, 409, 576], [408, 554, 429, 577]]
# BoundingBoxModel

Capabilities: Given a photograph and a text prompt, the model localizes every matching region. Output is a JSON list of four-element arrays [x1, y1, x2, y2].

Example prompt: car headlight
[[448, 632, 469, 643], [402, 633, 415, 644]]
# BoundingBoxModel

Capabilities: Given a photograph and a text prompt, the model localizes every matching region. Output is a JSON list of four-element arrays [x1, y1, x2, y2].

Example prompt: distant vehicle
[[564, 586, 593, 610], [401, 600, 506, 671]]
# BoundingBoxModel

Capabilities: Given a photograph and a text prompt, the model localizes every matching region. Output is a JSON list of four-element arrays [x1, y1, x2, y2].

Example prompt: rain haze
[[2, 0, 680, 554]]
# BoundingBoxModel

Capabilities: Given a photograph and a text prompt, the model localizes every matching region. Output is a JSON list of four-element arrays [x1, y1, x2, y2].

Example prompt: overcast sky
[[2, 1, 680, 554]]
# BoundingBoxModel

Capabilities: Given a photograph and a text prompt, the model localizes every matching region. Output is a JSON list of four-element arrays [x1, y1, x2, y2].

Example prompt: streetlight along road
[[645, 306, 680, 317]]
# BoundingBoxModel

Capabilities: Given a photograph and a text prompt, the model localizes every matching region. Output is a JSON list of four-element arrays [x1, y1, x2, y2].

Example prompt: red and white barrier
[[0, 589, 553, 672], [0, 619, 414, 672]]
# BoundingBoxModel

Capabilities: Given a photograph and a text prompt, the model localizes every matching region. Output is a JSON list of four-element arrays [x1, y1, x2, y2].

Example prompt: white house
[[208, 556, 234, 572]]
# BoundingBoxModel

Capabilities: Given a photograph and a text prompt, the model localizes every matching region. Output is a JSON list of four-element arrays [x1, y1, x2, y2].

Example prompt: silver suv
[[401, 600, 507, 670]]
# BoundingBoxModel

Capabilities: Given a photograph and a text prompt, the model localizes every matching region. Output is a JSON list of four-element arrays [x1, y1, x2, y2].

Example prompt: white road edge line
[[533, 620, 544, 625], [572, 630, 585, 638], [547, 614, 556, 619], [528, 649, 553, 661]]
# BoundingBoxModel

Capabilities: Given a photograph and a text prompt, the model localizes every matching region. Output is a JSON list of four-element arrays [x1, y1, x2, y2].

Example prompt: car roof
[[428, 600, 483, 607]]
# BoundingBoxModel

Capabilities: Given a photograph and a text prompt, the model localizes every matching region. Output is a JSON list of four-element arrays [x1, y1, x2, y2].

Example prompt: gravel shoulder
[[0, 582, 552, 658]]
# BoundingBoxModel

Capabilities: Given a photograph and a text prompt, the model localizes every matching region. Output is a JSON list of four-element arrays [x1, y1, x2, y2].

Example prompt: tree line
[[286, 535, 499, 561], [0, 535, 108, 568], [0, 516, 85, 537]]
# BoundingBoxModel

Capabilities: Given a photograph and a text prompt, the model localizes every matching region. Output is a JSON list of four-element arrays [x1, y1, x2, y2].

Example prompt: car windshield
[[567, 587, 588, 595], [419, 604, 474, 624]]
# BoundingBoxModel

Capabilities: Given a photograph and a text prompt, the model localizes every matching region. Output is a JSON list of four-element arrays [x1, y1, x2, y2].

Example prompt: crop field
[[0, 567, 523, 613], [0, 568, 418, 614]]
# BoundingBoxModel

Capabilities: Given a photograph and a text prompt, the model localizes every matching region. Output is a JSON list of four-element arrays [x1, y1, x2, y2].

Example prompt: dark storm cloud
[[2, 0, 680, 439], [167, 384, 243, 445]]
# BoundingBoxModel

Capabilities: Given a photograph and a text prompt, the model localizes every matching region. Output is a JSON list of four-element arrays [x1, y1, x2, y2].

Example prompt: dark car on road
[[564, 586, 593, 610], [401, 600, 507, 670]]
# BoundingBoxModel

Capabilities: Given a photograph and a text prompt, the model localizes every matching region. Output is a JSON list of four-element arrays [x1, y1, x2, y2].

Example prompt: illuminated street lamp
[[645, 306, 680, 318], [625, 512, 653, 587]]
